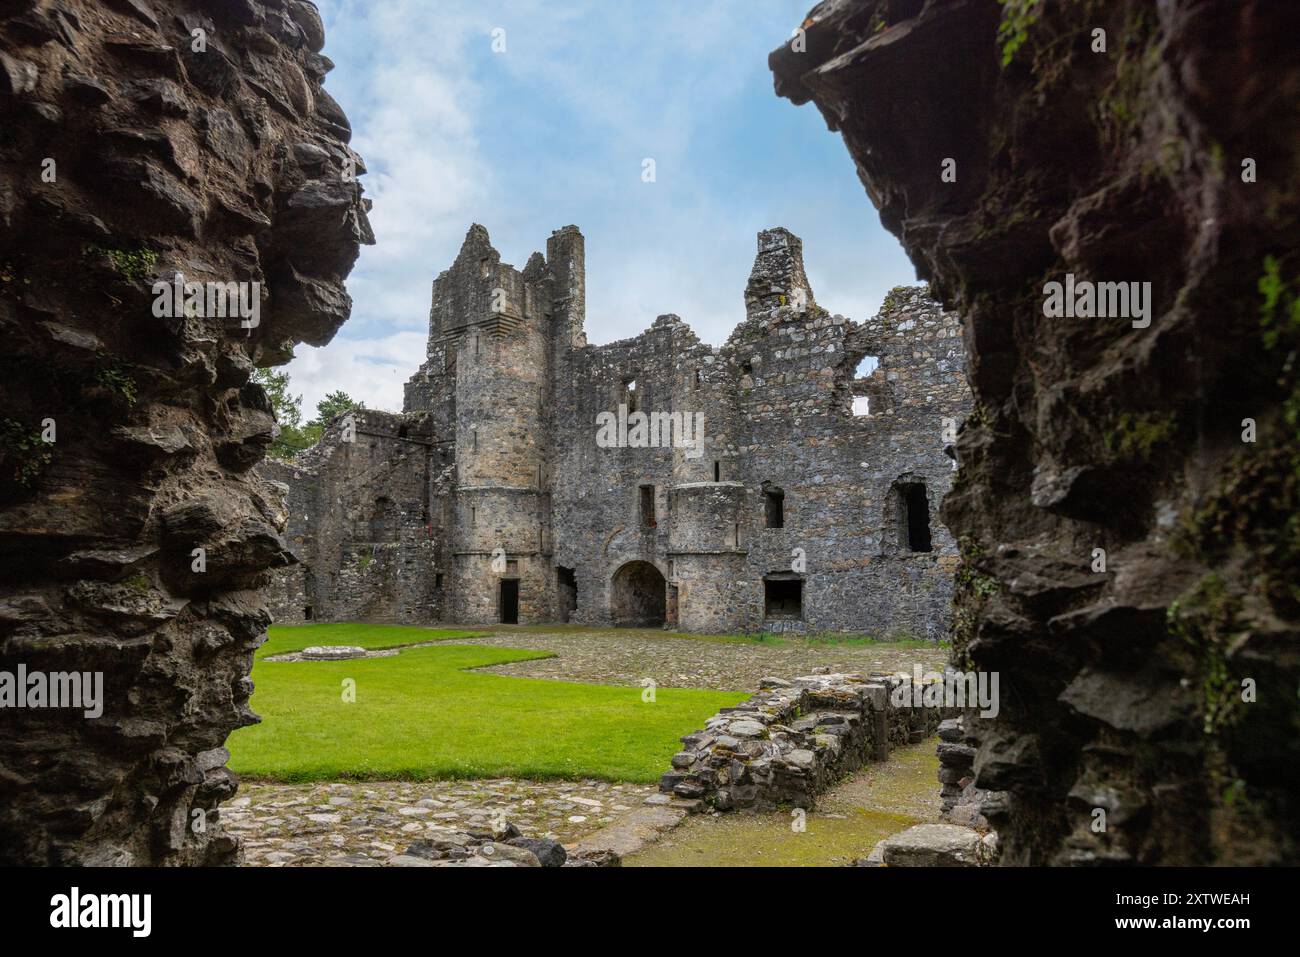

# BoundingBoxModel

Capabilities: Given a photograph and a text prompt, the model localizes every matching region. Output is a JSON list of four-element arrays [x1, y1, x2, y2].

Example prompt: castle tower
[[438, 225, 556, 624]]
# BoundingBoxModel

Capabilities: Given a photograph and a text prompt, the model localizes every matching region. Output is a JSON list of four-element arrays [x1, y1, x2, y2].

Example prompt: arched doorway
[[610, 560, 666, 627]]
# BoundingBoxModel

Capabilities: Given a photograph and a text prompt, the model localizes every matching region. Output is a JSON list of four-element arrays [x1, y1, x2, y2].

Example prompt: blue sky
[[290, 0, 917, 413]]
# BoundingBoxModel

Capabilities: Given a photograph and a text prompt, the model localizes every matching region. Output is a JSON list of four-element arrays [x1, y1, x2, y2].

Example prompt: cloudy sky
[[290, 0, 917, 414]]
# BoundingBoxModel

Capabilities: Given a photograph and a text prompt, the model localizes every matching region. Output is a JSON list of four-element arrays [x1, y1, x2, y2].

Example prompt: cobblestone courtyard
[[454, 627, 948, 690], [233, 628, 949, 865]]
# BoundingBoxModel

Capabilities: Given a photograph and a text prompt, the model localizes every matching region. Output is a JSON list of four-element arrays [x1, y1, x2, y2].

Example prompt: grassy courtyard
[[227, 623, 747, 783]]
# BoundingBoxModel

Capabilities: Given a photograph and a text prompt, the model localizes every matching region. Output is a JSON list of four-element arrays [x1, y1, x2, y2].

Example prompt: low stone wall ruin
[[657, 671, 939, 812]]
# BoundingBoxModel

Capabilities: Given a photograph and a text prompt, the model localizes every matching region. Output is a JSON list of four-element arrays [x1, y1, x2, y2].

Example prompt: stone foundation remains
[[656, 671, 940, 812]]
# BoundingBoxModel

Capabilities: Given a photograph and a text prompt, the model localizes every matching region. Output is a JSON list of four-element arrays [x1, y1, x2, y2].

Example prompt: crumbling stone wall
[[771, 0, 1299, 863], [263, 410, 445, 625], [658, 671, 940, 811], [281, 223, 970, 637], [0, 0, 369, 864]]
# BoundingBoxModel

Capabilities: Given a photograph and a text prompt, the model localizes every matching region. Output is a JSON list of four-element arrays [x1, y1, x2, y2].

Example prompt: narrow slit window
[[764, 487, 785, 528], [639, 484, 656, 527]]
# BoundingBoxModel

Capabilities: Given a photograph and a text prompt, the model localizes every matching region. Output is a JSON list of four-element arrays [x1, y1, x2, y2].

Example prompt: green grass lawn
[[255, 622, 487, 659], [228, 624, 746, 783]]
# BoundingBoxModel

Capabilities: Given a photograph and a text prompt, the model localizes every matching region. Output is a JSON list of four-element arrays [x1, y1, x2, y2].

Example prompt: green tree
[[312, 390, 364, 428], [253, 368, 314, 460], [300, 390, 364, 446], [252, 371, 365, 460]]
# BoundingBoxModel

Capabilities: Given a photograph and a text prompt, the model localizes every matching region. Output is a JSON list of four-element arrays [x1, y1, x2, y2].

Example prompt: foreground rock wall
[[772, 0, 1299, 863], [0, 0, 369, 864]]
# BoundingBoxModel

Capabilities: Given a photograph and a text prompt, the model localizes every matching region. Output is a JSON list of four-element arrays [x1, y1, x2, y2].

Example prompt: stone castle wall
[[263, 410, 447, 625], [271, 223, 970, 638]]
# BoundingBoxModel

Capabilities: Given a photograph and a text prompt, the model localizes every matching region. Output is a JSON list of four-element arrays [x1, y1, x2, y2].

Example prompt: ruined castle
[[265, 224, 969, 637]]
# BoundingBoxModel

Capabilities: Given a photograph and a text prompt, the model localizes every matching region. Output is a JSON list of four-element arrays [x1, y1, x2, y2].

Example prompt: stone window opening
[[303, 605, 314, 621], [740, 360, 753, 375], [733, 523, 742, 548], [763, 484, 785, 528], [639, 484, 656, 527], [472, 429, 478, 452], [470, 505, 477, 525], [713, 460, 721, 482], [624, 377, 639, 414], [851, 355, 879, 417], [764, 574, 803, 620], [897, 482, 933, 553], [435, 573, 443, 590], [474, 335, 481, 356], [479, 258, 490, 279]]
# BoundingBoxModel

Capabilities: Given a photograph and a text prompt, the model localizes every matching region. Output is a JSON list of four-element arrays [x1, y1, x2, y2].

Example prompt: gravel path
[[228, 778, 656, 867], [454, 626, 949, 691]]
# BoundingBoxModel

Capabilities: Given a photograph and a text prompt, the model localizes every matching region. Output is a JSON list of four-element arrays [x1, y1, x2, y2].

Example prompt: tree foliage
[[252, 369, 364, 461]]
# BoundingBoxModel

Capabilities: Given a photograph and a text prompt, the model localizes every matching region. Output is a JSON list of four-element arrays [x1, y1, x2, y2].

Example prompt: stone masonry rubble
[[657, 671, 940, 811], [268, 225, 970, 638]]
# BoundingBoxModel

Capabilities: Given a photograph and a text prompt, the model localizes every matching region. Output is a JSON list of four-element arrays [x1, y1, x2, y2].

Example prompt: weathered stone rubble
[[867, 823, 995, 867], [267, 227, 970, 639], [0, 0, 370, 864], [937, 715, 995, 830], [772, 0, 1300, 863], [657, 671, 939, 811]]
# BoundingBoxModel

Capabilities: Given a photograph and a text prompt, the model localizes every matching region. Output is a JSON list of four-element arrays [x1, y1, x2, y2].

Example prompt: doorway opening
[[556, 566, 577, 623], [611, 561, 666, 627], [499, 579, 519, 624]]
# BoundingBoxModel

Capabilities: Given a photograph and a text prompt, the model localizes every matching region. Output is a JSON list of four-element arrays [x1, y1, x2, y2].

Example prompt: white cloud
[[286, 331, 428, 415]]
